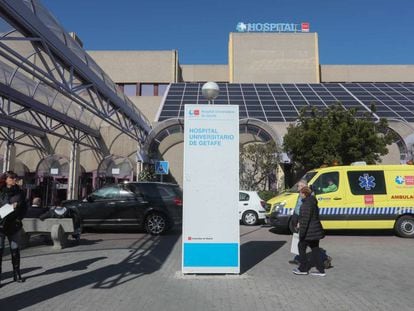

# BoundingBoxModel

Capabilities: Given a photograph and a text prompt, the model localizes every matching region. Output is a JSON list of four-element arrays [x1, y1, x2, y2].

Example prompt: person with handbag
[[0, 171, 28, 287], [292, 186, 326, 276]]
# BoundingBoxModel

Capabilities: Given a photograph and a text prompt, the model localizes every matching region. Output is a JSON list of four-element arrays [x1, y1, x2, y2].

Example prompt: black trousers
[[0, 231, 20, 251], [298, 239, 324, 273]]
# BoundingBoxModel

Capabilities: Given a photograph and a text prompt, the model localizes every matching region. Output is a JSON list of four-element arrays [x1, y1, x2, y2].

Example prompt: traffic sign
[[155, 161, 169, 175]]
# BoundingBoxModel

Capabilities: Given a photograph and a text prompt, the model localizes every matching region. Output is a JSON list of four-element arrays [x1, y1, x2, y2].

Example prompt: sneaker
[[292, 268, 308, 275], [310, 270, 326, 277], [288, 259, 299, 265]]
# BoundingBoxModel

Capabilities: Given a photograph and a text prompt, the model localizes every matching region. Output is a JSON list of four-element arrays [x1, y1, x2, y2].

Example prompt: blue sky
[[42, 0, 414, 65]]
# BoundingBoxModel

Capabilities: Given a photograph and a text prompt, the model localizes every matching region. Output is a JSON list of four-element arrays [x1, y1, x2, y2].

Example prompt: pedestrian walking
[[0, 171, 28, 286], [288, 179, 307, 265], [292, 186, 326, 276]]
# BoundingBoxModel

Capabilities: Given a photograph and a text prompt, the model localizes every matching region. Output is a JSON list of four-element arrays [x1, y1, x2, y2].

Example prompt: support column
[[67, 142, 80, 200], [136, 147, 145, 182], [136, 161, 143, 181], [3, 142, 16, 172]]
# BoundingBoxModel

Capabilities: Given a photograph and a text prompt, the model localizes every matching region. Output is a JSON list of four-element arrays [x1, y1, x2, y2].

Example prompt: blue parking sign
[[155, 161, 169, 175]]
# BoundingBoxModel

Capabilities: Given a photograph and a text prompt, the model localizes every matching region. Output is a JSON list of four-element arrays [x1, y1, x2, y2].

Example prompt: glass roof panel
[[0, 60, 99, 129], [18, 0, 151, 132]]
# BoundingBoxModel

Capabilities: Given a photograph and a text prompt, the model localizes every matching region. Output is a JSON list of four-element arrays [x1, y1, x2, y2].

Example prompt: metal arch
[[380, 118, 414, 162], [78, 147, 105, 168], [239, 118, 282, 146], [0, 0, 152, 143], [97, 155, 135, 179], [108, 131, 130, 155], [143, 118, 185, 159], [142, 118, 282, 162], [381, 126, 410, 163]]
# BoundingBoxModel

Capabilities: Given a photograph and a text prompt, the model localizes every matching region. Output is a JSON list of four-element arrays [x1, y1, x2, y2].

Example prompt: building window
[[158, 84, 168, 96], [141, 84, 155, 96], [123, 84, 137, 96]]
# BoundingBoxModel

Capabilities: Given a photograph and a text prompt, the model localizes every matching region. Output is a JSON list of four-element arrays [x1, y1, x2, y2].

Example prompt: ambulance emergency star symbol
[[358, 174, 376, 190]]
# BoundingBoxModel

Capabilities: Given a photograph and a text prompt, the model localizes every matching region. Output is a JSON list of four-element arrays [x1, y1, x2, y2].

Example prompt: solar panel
[[157, 83, 414, 123]]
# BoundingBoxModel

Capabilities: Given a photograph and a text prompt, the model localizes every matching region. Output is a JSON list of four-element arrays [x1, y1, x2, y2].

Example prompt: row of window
[[312, 171, 387, 195], [117, 83, 169, 97]]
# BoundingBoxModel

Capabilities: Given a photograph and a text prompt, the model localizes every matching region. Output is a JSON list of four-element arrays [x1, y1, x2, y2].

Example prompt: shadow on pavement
[[240, 241, 285, 274], [0, 232, 180, 310], [1, 267, 42, 284], [25, 257, 108, 280], [19, 235, 104, 252], [268, 227, 290, 235]]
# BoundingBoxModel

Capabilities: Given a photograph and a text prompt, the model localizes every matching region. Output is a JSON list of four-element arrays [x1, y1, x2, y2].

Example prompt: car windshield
[[288, 171, 318, 192]]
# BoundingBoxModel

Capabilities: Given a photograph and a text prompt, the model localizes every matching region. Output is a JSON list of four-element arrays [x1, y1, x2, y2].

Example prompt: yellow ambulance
[[266, 164, 414, 238]]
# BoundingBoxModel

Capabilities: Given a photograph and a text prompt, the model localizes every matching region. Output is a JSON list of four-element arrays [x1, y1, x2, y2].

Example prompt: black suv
[[64, 182, 182, 235]]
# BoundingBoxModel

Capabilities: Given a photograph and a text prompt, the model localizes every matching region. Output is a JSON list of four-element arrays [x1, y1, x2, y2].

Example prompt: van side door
[[311, 170, 346, 229], [345, 170, 389, 229]]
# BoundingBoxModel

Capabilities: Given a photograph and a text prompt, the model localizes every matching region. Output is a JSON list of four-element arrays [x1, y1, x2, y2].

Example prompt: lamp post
[[201, 82, 220, 104]]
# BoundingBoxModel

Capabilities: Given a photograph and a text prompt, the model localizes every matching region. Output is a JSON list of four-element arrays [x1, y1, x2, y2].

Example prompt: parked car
[[64, 182, 182, 235], [239, 191, 268, 226]]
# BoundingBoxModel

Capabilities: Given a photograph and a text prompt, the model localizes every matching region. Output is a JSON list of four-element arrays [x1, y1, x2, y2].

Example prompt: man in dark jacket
[[25, 197, 47, 218], [292, 186, 326, 277], [0, 171, 27, 286]]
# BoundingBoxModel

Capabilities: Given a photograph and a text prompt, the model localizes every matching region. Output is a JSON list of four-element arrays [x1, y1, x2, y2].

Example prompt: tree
[[138, 166, 156, 181], [283, 104, 394, 171], [240, 141, 280, 191]]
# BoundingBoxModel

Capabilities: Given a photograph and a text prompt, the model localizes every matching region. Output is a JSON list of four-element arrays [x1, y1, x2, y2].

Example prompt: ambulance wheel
[[242, 211, 258, 226], [395, 216, 414, 238]]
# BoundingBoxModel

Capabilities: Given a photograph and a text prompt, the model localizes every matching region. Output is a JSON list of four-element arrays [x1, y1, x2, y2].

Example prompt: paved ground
[[0, 226, 413, 311]]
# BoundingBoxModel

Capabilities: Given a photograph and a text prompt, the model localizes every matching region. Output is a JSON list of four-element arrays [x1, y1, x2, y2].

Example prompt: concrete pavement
[[0, 226, 413, 311]]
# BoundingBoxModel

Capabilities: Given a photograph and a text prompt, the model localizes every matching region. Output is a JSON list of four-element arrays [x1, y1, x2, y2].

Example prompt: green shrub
[[258, 190, 279, 202]]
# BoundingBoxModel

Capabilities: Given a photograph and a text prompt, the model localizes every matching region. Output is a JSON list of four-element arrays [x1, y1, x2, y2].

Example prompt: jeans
[[298, 239, 324, 273]]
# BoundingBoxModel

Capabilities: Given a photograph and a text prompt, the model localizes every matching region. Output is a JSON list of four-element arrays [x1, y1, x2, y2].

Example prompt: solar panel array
[[158, 83, 414, 123]]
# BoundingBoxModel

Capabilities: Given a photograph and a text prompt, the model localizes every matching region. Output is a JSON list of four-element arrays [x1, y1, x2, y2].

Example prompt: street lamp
[[202, 82, 220, 104]]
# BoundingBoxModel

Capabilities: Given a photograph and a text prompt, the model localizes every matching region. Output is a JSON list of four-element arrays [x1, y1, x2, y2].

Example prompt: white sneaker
[[292, 268, 308, 275], [310, 270, 326, 277]]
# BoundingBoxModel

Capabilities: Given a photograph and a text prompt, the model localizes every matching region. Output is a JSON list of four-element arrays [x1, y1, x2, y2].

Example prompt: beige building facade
[[229, 33, 320, 83]]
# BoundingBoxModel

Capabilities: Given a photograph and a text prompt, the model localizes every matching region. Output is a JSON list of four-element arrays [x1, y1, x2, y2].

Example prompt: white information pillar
[[182, 105, 240, 274]]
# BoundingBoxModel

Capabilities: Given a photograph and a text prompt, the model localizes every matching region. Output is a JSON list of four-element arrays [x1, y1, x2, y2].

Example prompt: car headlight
[[272, 202, 286, 214]]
